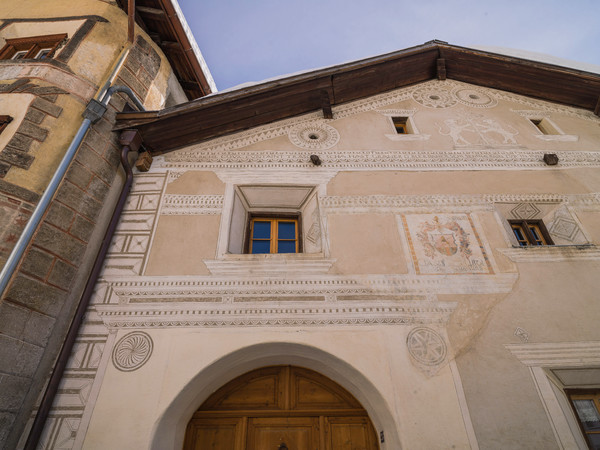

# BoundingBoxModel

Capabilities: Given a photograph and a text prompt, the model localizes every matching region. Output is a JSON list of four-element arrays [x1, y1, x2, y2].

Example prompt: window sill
[[385, 133, 430, 141], [205, 253, 335, 276], [533, 134, 578, 142], [498, 244, 599, 262]]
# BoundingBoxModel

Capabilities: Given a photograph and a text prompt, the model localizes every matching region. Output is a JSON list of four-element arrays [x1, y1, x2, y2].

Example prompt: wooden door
[[247, 417, 319, 450], [184, 366, 378, 450]]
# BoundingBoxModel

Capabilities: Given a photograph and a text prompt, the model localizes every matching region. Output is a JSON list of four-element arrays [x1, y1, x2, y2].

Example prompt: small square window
[[509, 220, 553, 246], [0, 33, 67, 61], [248, 216, 300, 254], [11, 51, 28, 60], [392, 117, 409, 134], [566, 390, 600, 449], [34, 48, 53, 59], [530, 118, 559, 135]]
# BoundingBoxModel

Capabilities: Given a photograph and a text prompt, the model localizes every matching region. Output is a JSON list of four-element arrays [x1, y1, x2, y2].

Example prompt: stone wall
[[0, 31, 165, 449]]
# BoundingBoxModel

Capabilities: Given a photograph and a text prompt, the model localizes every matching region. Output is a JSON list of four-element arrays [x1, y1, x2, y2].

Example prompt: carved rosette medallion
[[112, 331, 153, 372], [454, 88, 497, 108], [412, 86, 456, 108], [288, 122, 340, 150], [407, 327, 447, 366]]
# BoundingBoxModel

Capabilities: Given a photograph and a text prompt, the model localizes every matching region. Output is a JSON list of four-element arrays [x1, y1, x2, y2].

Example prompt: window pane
[[512, 227, 527, 246], [529, 226, 543, 244], [251, 240, 270, 254], [278, 221, 296, 240], [574, 400, 600, 431], [277, 240, 296, 253], [252, 221, 271, 239]]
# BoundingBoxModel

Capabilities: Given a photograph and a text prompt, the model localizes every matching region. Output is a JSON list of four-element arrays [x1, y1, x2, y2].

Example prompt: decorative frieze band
[[102, 273, 518, 303], [497, 245, 600, 262], [320, 193, 600, 213], [161, 194, 223, 215], [95, 300, 457, 329], [160, 149, 600, 171], [506, 342, 600, 367]]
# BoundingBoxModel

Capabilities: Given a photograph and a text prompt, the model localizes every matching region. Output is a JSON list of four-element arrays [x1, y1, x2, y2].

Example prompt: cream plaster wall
[[83, 326, 472, 450], [328, 213, 408, 274], [328, 169, 596, 196], [51, 79, 600, 450], [145, 215, 220, 276]]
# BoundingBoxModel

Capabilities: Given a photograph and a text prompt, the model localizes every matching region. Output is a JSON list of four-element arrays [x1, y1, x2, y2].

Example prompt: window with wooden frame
[[0, 33, 67, 60], [247, 216, 300, 254], [392, 116, 410, 134], [566, 390, 600, 449], [529, 118, 560, 135], [509, 220, 553, 246], [0, 115, 13, 134]]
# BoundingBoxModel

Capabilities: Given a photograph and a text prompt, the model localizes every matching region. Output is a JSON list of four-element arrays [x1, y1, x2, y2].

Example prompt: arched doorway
[[183, 365, 379, 449]]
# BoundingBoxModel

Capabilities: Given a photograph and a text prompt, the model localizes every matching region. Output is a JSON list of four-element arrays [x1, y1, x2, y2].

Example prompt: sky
[[178, 0, 600, 91]]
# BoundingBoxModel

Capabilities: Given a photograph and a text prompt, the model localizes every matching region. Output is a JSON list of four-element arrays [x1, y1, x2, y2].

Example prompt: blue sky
[[178, 0, 600, 91]]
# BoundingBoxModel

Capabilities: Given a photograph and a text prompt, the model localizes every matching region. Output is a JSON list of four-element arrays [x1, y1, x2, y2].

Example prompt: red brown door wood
[[183, 366, 378, 450]]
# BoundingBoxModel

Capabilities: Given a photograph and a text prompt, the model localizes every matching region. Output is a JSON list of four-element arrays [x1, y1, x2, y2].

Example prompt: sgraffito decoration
[[112, 331, 153, 372], [403, 214, 492, 275]]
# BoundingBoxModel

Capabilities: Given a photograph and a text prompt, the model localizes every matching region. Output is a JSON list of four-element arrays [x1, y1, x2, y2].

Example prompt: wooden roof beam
[[437, 58, 446, 80], [595, 96, 600, 116], [321, 89, 333, 119], [136, 6, 167, 21]]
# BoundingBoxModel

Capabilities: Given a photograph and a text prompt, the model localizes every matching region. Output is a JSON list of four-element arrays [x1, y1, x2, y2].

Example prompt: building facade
[[0, 1, 214, 448], [34, 42, 600, 449]]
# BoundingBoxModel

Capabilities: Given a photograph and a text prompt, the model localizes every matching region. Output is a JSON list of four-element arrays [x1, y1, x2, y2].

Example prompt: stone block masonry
[[0, 35, 166, 450]]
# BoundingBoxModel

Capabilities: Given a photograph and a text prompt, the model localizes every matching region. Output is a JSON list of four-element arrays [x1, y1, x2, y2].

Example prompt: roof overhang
[[115, 41, 600, 154], [117, 0, 216, 99]]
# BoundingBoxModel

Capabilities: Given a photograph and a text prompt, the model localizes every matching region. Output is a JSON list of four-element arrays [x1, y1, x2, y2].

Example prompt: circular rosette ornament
[[411, 86, 456, 108], [454, 87, 497, 108], [112, 331, 154, 372], [288, 122, 340, 150]]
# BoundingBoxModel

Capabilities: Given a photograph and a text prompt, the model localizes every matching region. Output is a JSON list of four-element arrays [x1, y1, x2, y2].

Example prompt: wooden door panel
[[327, 417, 378, 450], [184, 417, 243, 450], [248, 417, 319, 450]]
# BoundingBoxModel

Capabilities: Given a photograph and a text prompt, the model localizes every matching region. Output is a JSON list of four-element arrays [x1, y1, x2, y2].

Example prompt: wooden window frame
[[392, 116, 409, 134], [0, 115, 13, 134], [0, 33, 67, 60], [509, 219, 553, 246], [245, 213, 302, 254], [565, 389, 600, 449]]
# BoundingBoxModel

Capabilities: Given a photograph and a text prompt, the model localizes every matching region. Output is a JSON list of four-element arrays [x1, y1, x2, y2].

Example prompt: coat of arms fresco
[[402, 214, 492, 274]]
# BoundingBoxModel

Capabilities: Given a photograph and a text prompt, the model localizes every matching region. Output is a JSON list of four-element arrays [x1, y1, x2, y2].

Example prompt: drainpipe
[[0, 47, 131, 296], [23, 127, 144, 450]]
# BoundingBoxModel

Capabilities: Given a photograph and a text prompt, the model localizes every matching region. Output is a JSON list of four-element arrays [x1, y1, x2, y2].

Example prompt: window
[[0, 33, 67, 60], [567, 390, 600, 449], [392, 117, 409, 134], [509, 220, 553, 246], [530, 118, 559, 135], [248, 217, 299, 254], [0, 115, 13, 134]]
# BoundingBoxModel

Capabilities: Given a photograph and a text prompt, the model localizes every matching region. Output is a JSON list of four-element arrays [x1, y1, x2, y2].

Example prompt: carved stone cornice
[[101, 273, 518, 302], [158, 149, 600, 171], [95, 299, 457, 329], [506, 342, 600, 367], [161, 194, 223, 215], [320, 193, 600, 213], [497, 245, 600, 262]]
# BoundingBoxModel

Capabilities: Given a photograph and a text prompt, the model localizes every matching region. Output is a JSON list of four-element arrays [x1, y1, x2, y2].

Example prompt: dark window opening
[[509, 220, 553, 246]]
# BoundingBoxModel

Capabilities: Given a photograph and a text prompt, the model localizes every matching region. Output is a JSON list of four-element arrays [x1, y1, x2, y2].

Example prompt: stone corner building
[[1, 5, 600, 450], [0, 1, 214, 448]]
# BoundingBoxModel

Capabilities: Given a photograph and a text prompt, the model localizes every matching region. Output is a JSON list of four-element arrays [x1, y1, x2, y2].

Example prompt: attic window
[[392, 117, 409, 134], [530, 118, 559, 135]]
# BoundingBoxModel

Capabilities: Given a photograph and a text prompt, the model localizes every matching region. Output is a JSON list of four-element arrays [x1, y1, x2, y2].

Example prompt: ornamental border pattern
[[163, 79, 599, 160], [320, 193, 600, 212], [159, 150, 600, 171], [161, 194, 223, 215], [95, 300, 457, 329]]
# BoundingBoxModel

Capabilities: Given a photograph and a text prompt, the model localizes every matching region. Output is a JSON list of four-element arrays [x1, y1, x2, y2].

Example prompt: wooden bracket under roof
[[437, 58, 447, 80]]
